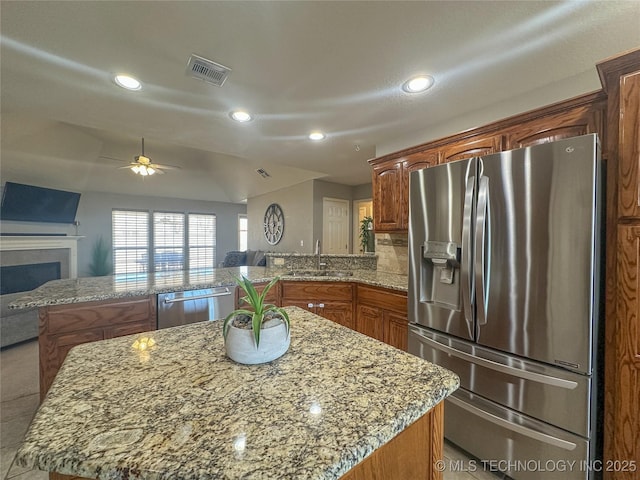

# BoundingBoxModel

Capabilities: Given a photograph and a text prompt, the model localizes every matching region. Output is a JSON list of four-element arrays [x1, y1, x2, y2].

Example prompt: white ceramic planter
[[225, 319, 290, 365]]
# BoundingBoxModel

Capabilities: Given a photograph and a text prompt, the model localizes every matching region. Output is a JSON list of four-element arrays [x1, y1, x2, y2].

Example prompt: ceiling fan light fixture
[[114, 74, 142, 91], [131, 165, 141, 174], [402, 75, 434, 93], [230, 110, 253, 122]]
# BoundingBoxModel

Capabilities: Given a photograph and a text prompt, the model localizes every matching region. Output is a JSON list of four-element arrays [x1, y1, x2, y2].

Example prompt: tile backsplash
[[375, 233, 409, 275]]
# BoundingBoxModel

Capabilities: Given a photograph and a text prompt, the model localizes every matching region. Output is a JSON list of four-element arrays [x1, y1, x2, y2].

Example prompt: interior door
[[323, 198, 349, 254]]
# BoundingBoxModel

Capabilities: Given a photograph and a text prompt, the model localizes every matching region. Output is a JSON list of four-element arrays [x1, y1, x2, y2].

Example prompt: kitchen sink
[[285, 270, 353, 278]]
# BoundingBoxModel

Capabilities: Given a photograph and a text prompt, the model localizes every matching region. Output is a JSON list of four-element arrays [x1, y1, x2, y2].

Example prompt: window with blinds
[[112, 210, 216, 275], [188, 213, 216, 271], [112, 210, 149, 274], [238, 214, 248, 251], [153, 212, 185, 272]]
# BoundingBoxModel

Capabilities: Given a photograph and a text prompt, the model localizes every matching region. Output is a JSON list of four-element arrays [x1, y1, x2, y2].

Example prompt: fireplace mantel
[[0, 236, 84, 278]]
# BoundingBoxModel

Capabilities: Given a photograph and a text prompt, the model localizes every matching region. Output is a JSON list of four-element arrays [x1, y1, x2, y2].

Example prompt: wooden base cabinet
[[356, 285, 408, 351], [281, 281, 355, 329], [39, 296, 156, 400], [234, 281, 280, 309]]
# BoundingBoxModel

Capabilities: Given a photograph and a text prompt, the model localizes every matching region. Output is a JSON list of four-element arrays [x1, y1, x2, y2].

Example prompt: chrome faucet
[[315, 239, 325, 270]]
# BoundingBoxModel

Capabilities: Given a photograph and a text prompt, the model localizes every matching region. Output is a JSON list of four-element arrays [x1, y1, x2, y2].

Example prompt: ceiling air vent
[[256, 168, 271, 179], [186, 54, 231, 87]]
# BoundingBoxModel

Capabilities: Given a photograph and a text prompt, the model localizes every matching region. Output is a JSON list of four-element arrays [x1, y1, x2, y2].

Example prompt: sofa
[[222, 250, 267, 268], [1, 293, 38, 348]]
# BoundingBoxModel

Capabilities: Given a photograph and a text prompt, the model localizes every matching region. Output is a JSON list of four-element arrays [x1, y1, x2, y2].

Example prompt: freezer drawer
[[446, 389, 596, 480], [409, 325, 594, 437]]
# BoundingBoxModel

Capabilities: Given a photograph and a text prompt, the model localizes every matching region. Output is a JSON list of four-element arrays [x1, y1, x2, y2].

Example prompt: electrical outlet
[[300, 240, 304, 247], [274, 258, 285, 266]]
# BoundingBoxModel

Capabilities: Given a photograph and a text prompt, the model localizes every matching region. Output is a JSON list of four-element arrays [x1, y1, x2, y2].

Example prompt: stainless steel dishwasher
[[157, 286, 236, 329]]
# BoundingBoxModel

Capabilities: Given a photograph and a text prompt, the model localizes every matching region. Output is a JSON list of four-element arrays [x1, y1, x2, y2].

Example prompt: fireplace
[[0, 235, 81, 283], [1, 262, 62, 295], [0, 236, 82, 347]]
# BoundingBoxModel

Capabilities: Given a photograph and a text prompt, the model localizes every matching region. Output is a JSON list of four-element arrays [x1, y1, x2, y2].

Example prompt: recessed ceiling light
[[230, 110, 253, 122], [309, 132, 326, 141], [114, 74, 142, 91], [402, 75, 434, 93]]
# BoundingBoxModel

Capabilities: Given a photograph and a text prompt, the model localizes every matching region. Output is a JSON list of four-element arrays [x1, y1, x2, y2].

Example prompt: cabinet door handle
[[308, 303, 314, 308], [318, 303, 325, 308]]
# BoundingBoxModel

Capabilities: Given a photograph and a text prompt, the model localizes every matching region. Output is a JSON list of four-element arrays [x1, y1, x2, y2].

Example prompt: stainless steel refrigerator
[[408, 134, 603, 480]]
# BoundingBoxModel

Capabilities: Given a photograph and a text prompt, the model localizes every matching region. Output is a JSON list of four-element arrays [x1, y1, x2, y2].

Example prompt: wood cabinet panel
[[320, 302, 355, 330], [281, 282, 353, 302], [617, 71, 640, 218], [235, 282, 280, 309], [386, 311, 408, 351], [372, 160, 405, 232], [597, 50, 640, 480], [356, 285, 408, 351], [439, 135, 503, 163], [281, 281, 354, 329], [39, 296, 156, 400], [614, 225, 640, 476], [356, 304, 385, 342], [357, 285, 407, 312], [506, 101, 605, 150], [47, 297, 153, 333], [406, 150, 440, 172]]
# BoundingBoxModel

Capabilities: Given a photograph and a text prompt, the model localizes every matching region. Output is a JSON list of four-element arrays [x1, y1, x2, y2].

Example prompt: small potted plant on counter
[[223, 276, 290, 365], [359, 215, 375, 253]]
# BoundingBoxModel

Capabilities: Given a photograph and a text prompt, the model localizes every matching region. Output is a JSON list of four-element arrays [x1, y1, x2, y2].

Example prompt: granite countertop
[[9, 267, 409, 309], [16, 306, 459, 480]]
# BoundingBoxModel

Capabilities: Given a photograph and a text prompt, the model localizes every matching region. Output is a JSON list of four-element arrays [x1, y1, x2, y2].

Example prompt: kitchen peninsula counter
[[8, 267, 409, 310], [16, 306, 459, 480]]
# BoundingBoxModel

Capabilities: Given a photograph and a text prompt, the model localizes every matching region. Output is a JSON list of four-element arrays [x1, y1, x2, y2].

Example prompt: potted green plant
[[223, 276, 290, 365], [88, 236, 113, 276], [359, 216, 374, 253]]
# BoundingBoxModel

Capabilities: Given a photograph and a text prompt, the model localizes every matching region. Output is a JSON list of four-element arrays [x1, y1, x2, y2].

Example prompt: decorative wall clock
[[263, 203, 284, 245]]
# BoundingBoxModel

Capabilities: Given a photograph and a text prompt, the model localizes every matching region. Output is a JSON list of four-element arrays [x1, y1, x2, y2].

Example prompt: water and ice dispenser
[[420, 241, 462, 310]]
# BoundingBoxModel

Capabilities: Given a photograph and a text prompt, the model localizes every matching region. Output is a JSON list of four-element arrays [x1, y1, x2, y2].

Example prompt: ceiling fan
[[102, 138, 180, 176]]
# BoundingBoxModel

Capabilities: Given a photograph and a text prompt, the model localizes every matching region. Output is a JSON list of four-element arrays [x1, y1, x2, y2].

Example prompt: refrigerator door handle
[[416, 333, 578, 390], [447, 395, 578, 451], [475, 175, 490, 326], [461, 175, 475, 328]]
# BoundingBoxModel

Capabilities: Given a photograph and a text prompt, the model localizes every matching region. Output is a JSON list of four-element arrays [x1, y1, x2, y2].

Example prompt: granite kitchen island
[[16, 306, 459, 480]]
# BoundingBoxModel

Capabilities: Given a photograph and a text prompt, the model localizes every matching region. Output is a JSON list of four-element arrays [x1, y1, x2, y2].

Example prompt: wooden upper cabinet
[[506, 99, 605, 150], [368, 90, 608, 233], [372, 160, 406, 232], [372, 150, 439, 232], [405, 150, 440, 172], [439, 135, 504, 164], [617, 70, 640, 218]]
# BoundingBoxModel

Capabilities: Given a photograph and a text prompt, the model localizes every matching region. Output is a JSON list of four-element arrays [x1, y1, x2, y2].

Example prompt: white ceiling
[[1, 1, 639, 204]]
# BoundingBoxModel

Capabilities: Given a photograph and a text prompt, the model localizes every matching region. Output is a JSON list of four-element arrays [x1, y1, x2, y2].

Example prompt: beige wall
[[247, 181, 315, 253], [247, 180, 372, 254]]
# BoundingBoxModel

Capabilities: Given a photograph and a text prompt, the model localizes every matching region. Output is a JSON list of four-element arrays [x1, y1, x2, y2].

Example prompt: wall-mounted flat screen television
[[1, 182, 81, 224]]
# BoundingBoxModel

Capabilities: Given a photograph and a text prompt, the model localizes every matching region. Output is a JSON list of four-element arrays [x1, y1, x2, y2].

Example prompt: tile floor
[[1, 339, 503, 480]]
